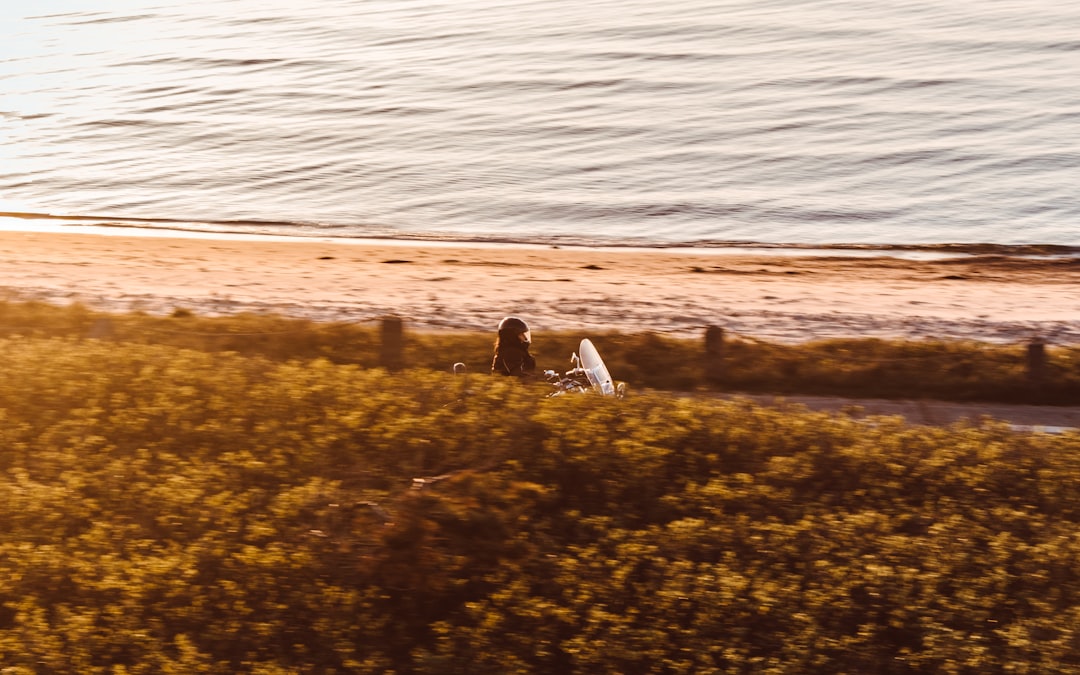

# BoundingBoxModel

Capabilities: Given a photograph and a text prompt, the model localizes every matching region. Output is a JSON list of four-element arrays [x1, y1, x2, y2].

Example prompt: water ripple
[[3, 0, 1078, 246]]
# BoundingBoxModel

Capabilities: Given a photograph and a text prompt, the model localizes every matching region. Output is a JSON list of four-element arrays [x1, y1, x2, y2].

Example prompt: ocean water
[[2, 0, 1079, 248]]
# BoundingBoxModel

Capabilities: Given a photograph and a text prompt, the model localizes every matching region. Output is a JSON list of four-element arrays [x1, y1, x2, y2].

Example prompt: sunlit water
[[2, 0, 1079, 247]]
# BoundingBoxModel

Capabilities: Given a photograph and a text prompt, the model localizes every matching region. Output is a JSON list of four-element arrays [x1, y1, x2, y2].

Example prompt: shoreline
[[1, 228, 1078, 344], [2, 213, 1078, 260]]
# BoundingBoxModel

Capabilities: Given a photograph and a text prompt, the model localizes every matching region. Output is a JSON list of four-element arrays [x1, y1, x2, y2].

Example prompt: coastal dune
[[1, 229, 1078, 344]]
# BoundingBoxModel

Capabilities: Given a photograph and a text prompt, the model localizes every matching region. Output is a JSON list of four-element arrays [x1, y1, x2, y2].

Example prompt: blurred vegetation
[[1, 300, 1077, 404], [0, 333, 1078, 672]]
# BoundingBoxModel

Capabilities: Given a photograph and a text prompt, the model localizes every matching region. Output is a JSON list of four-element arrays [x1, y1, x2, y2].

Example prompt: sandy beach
[[1, 229, 1078, 344]]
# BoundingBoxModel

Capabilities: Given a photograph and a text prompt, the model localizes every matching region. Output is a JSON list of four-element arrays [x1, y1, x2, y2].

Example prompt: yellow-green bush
[[1, 337, 1079, 673]]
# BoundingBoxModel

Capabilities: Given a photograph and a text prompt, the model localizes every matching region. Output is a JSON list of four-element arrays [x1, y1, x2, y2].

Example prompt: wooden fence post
[[1026, 337, 1046, 389], [380, 316, 404, 371], [705, 325, 724, 385]]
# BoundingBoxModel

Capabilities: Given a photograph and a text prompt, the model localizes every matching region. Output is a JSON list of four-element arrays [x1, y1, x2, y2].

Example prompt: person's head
[[497, 316, 531, 346]]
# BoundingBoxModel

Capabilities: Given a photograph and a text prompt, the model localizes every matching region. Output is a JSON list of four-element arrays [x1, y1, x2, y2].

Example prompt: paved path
[[729, 393, 1080, 432]]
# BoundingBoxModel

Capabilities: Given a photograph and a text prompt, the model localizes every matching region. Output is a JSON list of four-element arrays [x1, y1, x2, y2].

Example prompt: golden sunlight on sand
[[1, 230, 1077, 343]]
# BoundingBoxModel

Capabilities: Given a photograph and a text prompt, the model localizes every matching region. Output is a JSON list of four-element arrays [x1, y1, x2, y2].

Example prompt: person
[[491, 316, 537, 377]]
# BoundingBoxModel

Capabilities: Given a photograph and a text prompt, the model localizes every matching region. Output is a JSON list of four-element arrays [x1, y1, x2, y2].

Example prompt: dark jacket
[[491, 340, 536, 377]]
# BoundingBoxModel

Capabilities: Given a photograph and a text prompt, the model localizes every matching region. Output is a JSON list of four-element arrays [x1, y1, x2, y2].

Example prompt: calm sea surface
[[2, 0, 1079, 247]]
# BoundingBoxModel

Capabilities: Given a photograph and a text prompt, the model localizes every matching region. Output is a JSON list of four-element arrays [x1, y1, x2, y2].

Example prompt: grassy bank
[[1, 300, 1077, 404], [0, 336, 1078, 672]]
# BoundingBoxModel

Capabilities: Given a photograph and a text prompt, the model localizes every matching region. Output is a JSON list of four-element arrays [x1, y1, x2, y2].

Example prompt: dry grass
[[2, 300, 1077, 404]]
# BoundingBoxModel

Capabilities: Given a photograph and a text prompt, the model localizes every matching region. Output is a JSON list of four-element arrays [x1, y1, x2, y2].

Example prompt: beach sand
[[1, 229, 1078, 344]]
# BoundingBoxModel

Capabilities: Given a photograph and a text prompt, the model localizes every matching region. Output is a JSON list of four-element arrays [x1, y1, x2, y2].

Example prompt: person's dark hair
[[498, 316, 529, 334], [495, 316, 530, 349]]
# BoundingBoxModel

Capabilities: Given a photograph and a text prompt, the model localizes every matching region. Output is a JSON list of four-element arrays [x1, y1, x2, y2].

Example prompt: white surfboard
[[578, 338, 616, 396]]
